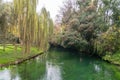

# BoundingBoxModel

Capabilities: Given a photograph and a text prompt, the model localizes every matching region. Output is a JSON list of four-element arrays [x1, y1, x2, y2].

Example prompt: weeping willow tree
[[35, 8, 54, 51], [13, 0, 53, 54]]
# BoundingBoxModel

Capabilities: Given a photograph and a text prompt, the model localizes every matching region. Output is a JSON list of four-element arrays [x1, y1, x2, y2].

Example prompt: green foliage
[[52, 0, 106, 53], [94, 26, 120, 65], [103, 51, 120, 65], [13, 0, 53, 54], [50, 33, 63, 46], [61, 31, 88, 51], [101, 0, 120, 26], [36, 8, 54, 51], [52, 0, 120, 65], [95, 26, 120, 55], [0, 2, 13, 31], [0, 1, 14, 51], [0, 0, 53, 65]]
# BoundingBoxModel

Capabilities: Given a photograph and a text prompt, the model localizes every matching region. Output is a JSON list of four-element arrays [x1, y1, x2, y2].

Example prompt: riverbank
[[1, 48, 120, 80], [103, 52, 120, 66], [0, 44, 43, 67], [50, 45, 120, 66]]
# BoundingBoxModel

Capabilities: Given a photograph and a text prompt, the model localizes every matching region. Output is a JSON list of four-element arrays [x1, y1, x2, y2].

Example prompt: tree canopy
[[50, 0, 120, 64], [0, 0, 53, 54]]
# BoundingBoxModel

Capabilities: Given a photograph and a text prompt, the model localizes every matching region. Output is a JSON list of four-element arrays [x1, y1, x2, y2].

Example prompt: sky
[[4, 0, 64, 22], [37, 0, 64, 22]]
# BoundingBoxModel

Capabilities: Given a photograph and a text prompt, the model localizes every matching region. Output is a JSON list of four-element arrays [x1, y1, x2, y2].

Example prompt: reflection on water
[[0, 68, 11, 80], [42, 61, 62, 80], [0, 48, 120, 80], [94, 64, 101, 72], [0, 68, 20, 80]]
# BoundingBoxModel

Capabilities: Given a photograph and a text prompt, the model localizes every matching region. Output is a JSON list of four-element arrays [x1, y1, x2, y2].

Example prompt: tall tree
[[13, 0, 37, 54], [37, 8, 53, 51], [13, 0, 53, 54], [0, 1, 13, 51]]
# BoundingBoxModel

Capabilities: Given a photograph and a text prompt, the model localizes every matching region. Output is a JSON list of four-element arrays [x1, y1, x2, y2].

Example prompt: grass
[[0, 44, 43, 64]]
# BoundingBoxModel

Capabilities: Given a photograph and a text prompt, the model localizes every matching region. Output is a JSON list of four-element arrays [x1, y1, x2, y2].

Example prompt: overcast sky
[[4, 0, 64, 22]]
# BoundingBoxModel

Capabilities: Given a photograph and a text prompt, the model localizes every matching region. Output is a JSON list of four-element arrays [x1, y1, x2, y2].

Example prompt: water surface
[[0, 48, 120, 80]]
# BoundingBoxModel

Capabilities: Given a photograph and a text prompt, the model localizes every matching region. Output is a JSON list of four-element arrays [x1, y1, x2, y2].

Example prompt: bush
[[60, 31, 88, 51], [94, 26, 120, 56]]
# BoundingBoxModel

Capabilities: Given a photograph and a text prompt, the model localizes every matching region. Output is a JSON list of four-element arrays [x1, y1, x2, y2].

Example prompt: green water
[[0, 48, 120, 80]]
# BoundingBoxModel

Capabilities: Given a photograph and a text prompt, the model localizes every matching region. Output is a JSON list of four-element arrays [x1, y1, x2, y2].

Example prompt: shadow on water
[[0, 48, 120, 80]]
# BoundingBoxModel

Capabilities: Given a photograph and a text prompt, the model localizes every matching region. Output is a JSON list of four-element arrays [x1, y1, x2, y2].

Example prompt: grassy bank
[[0, 44, 43, 66], [103, 51, 120, 65]]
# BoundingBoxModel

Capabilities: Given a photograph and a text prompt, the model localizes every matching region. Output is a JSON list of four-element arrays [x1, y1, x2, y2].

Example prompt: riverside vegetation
[[50, 0, 120, 65], [0, 0, 53, 65], [1, 0, 120, 80], [0, 0, 120, 67]]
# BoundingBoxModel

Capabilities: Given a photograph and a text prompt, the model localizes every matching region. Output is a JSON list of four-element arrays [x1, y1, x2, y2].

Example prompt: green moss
[[0, 44, 43, 64]]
